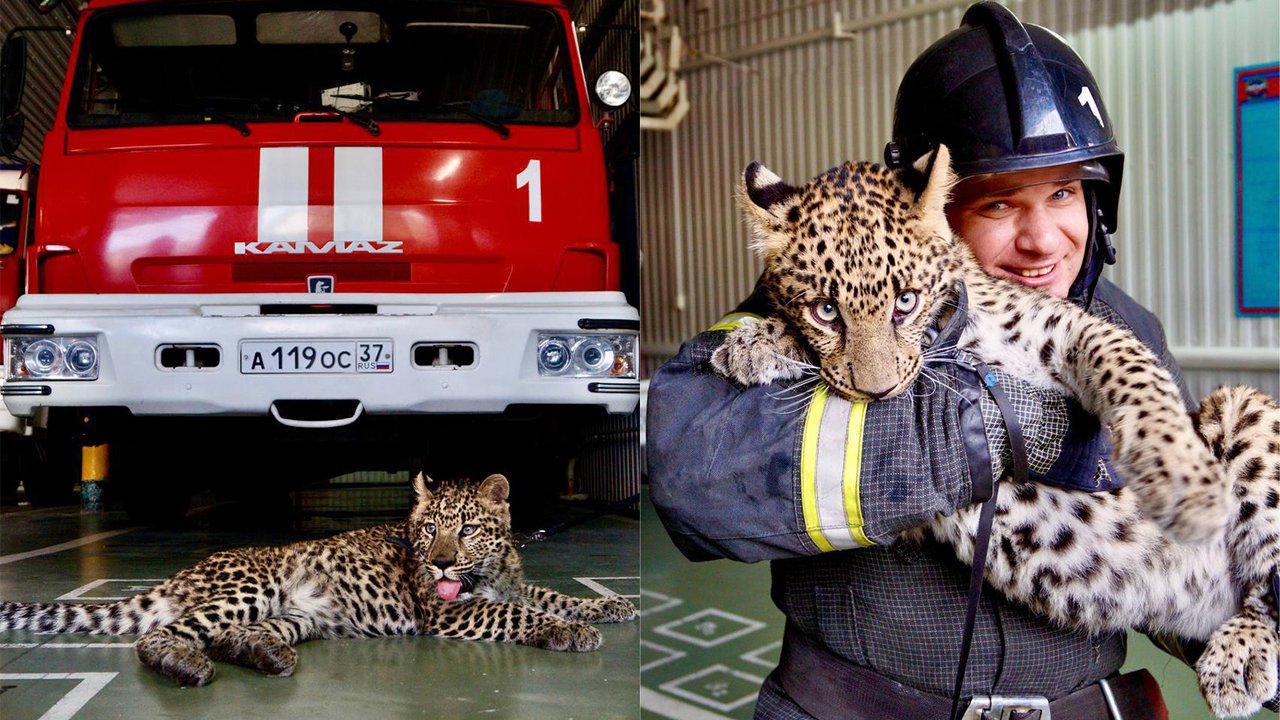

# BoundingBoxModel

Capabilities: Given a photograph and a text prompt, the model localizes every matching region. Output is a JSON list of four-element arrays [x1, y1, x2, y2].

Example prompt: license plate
[[240, 340, 393, 374]]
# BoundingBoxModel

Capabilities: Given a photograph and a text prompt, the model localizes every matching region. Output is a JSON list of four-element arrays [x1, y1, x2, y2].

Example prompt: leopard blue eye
[[810, 300, 840, 327], [460, 525, 476, 537], [425, 523, 436, 534], [893, 291, 919, 321]]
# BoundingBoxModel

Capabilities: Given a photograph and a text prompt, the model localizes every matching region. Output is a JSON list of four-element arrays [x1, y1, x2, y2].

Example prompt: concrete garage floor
[[638, 489, 1268, 720], [0, 493, 639, 720]]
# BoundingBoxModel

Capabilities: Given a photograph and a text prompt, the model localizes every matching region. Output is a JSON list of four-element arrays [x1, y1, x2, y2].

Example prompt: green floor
[[0, 494, 639, 720], [639, 489, 1268, 720]]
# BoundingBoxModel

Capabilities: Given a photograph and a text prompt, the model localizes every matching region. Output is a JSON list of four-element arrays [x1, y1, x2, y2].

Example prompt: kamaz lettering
[[233, 240, 404, 255]]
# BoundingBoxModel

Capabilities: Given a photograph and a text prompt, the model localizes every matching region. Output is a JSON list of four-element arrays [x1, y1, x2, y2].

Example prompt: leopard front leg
[[133, 600, 237, 686], [520, 583, 637, 623], [207, 613, 323, 678], [711, 317, 813, 386], [426, 599, 602, 652], [964, 272, 1227, 542]]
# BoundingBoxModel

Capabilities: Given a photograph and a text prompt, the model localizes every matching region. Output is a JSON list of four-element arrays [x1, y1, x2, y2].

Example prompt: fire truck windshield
[[67, 1, 580, 131]]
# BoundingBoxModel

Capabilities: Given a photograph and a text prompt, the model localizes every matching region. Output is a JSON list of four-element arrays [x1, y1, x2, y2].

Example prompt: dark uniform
[[647, 4, 1203, 716]]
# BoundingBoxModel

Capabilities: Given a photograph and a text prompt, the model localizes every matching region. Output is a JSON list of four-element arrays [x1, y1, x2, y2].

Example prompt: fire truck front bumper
[[1, 292, 639, 424]]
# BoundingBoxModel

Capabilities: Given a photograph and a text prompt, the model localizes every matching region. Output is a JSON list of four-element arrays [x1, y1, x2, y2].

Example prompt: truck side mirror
[[0, 36, 28, 155]]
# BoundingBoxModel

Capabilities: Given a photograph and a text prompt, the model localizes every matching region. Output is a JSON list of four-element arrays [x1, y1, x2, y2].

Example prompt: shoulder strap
[[950, 362, 1031, 720]]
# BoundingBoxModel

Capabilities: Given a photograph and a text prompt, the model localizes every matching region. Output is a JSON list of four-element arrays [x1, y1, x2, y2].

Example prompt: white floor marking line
[[651, 608, 768, 648], [0, 529, 141, 566], [0, 642, 134, 649], [0, 672, 117, 720], [573, 576, 640, 598], [740, 640, 783, 668], [658, 664, 765, 713], [57, 578, 165, 601], [639, 639, 686, 672], [41, 643, 136, 649], [640, 686, 734, 720], [637, 589, 683, 617]]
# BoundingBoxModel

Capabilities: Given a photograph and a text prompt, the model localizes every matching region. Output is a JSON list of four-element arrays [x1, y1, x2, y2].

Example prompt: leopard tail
[[0, 593, 175, 635]]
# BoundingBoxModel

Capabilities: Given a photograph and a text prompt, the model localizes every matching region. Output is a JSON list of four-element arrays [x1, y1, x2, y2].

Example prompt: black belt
[[777, 623, 1168, 720]]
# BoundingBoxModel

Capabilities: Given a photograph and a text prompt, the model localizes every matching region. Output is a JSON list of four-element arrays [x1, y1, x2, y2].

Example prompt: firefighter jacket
[[646, 276, 1191, 708]]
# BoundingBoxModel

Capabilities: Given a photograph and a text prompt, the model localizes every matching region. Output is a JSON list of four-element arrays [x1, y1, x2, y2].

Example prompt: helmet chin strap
[[1069, 184, 1116, 309]]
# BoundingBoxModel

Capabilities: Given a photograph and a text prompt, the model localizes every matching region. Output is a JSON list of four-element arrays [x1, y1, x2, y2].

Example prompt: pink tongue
[[436, 579, 463, 601]]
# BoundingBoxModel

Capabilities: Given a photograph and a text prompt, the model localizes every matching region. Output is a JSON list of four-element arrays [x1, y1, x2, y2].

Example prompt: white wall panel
[[641, 0, 1280, 397]]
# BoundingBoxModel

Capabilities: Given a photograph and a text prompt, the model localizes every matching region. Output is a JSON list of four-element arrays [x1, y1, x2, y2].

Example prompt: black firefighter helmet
[[884, 2, 1124, 301]]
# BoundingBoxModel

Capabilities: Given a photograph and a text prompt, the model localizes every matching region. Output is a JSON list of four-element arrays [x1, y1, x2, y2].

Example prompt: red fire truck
[[0, 0, 639, 519]]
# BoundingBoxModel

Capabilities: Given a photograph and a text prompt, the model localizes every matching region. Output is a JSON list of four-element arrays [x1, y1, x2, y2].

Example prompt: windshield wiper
[[136, 97, 252, 136], [295, 101, 380, 136], [334, 93, 510, 139], [181, 95, 380, 136], [199, 108, 251, 137]]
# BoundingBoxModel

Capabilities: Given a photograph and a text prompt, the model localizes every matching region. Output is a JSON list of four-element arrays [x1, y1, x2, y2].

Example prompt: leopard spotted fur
[[713, 146, 1280, 717], [0, 473, 637, 687]]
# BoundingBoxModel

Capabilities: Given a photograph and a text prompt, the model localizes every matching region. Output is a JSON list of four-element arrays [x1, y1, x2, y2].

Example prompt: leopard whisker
[[770, 353, 820, 371], [767, 378, 825, 402], [784, 290, 808, 307], [768, 394, 819, 416], [766, 383, 824, 415], [918, 367, 965, 401]]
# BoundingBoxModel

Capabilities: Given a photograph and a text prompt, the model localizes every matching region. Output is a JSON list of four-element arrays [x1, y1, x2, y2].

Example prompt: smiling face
[[945, 165, 1091, 299]]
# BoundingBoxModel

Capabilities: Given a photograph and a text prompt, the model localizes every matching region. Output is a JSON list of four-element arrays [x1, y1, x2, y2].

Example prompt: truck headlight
[[6, 336, 100, 380], [536, 333, 635, 379]]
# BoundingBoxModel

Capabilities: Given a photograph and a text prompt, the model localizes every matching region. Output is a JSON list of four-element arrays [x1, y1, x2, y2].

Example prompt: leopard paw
[[210, 625, 298, 677], [576, 595, 637, 624], [710, 318, 811, 387], [136, 631, 216, 687], [1197, 612, 1279, 718], [531, 621, 603, 652]]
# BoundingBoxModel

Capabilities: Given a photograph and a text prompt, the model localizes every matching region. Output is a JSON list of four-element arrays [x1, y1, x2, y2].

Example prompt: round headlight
[[594, 71, 632, 107], [538, 337, 572, 375], [573, 337, 615, 374], [66, 341, 98, 376], [24, 339, 64, 376]]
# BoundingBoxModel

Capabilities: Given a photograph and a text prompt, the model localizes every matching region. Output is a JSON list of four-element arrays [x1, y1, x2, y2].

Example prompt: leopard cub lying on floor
[[0, 473, 636, 686]]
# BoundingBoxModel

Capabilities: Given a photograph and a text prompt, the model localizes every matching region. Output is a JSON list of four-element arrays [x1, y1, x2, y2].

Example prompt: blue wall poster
[[1235, 63, 1279, 316]]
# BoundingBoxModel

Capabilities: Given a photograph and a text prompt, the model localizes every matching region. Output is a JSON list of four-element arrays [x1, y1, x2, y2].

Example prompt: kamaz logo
[[234, 240, 404, 255]]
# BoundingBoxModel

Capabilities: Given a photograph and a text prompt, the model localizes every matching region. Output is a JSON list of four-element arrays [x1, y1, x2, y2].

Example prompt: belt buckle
[[962, 694, 1051, 720]]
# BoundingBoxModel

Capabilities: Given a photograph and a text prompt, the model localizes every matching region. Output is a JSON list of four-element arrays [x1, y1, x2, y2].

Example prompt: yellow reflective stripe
[[800, 384, 835, 552], [842, 401, 873, 547], [707, 312, 763, 332]]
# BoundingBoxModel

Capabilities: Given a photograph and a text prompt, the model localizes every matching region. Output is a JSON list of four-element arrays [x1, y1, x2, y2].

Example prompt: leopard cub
[[0, 473, 636, 686], [714, 146, 1279, 716]]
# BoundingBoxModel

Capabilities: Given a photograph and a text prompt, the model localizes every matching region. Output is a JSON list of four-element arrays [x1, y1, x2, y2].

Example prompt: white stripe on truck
[[334, 147, 383, 242], [257, 146, 310, 244]]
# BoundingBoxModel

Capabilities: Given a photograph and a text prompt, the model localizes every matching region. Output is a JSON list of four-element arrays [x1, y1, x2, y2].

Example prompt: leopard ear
[[912, 144, 957, 225], [477, 473, 510, 511], [737, 162, 800, 259], [412, 472, 433, 502]]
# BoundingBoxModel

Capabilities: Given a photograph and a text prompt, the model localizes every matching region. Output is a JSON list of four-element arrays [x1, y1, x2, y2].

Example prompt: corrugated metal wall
[[640, 0, 1280, 401], [0, 1, 77, 164]]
